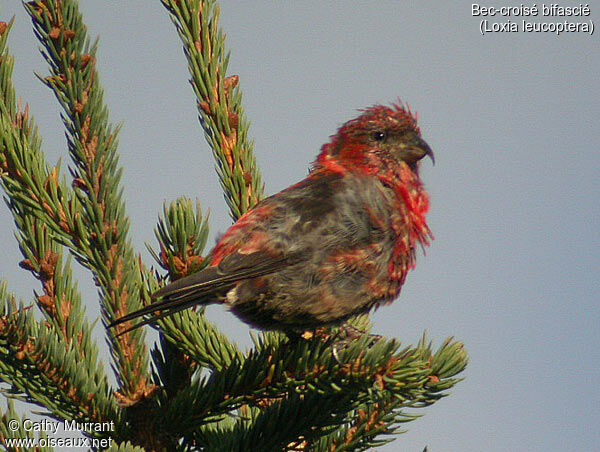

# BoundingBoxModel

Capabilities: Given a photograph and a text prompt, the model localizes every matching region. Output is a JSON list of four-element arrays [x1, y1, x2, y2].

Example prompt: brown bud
[[26, 2, 46, 14], [72, 178, 87, 191], [114, 391, 137, 408], [114, 384, 158, 408], [227, 112, 239, 130], [37, 294, 54, 311], [0, 22, 7, 36], [39, 262, 55, 280], [199, 101, 211, 115], [49, 27, 60, 39], [47, 250, 58, 266], [19, 259, 36, 272], [224, 75, 239, 91], [301, 331, 314, 340], [187, 255, 204, 269], [45, 74, 67, 85], [172, 255, 186, 274], [81, 53, 93, 68], [374, 373, 384, 390], [428, 375, 440, 384], [64, 29, 75, 40]]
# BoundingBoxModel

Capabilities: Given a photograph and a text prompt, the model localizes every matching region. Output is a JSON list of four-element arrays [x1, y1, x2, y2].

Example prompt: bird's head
[[316, 103, 434, 175]]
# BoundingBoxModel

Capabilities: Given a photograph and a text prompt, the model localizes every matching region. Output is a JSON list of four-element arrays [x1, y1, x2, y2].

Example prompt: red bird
[[111, 103, 434, 336]]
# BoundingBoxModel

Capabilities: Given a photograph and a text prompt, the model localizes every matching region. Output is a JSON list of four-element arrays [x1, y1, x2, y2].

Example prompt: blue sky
[[1, 2, 598, 451]]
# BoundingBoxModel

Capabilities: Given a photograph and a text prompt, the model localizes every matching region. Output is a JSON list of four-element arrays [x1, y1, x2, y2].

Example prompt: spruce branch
[[0, 13, 116, 425], [153, 307, 245, 373], [313, 337, 468, 452], [146, 198, 209, 394], [14, 213, 90, 340], [148, 197, 210, 281], [6, 227, 114, 420], [22, 0, 152, 401], [146, 199, 243, 373], [311, 393, 417, 452], [194, 391, 359, 452], [160, 0, 264, 221], [145, 197, 245, 396], [0, 17, 81, 251], [153, 334, 466, 448], [0, 282, 118, 434], [149, 0, 272, 402], [0, 399, 54, 452]]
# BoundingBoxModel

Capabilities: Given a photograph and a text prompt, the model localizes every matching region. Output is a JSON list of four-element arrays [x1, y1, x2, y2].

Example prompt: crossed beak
[[414, 136, 435, 165]]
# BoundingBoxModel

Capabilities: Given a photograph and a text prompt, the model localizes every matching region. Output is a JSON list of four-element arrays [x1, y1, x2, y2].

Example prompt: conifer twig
[[0, 283, 118, 431], [155, 335, 466, 446], [0, 16, 116, 425], [0, 399, 54, 452], [22, 0, 153, 402], [160, 0, 264, 220]]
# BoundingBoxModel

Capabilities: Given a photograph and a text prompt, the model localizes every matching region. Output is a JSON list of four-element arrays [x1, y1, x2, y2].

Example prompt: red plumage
[[110, 103, 434, 335]]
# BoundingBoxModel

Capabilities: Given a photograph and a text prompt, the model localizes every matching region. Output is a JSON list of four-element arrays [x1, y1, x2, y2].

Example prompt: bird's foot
[[331, 323, 382, 362]]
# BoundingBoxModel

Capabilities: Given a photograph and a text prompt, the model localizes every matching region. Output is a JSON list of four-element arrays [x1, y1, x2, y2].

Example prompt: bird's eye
[[372, 131, 386, 142]]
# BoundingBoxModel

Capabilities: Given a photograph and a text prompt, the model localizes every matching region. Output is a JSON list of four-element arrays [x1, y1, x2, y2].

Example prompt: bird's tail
[[108, 296, 210, 337], [109, 253, 299, 336], [108, 267, 230, 337]]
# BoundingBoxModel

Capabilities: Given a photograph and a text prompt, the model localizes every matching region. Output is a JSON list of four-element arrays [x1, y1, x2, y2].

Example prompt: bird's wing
[[155, 250, 302, 302]]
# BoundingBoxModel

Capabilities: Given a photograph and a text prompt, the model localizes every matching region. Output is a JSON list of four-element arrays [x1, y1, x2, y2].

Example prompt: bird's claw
[[330, 323, 383, 363]]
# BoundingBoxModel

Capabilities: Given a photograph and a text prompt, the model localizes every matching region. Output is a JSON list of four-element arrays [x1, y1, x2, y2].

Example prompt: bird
[[110, 103, 434, 337]]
